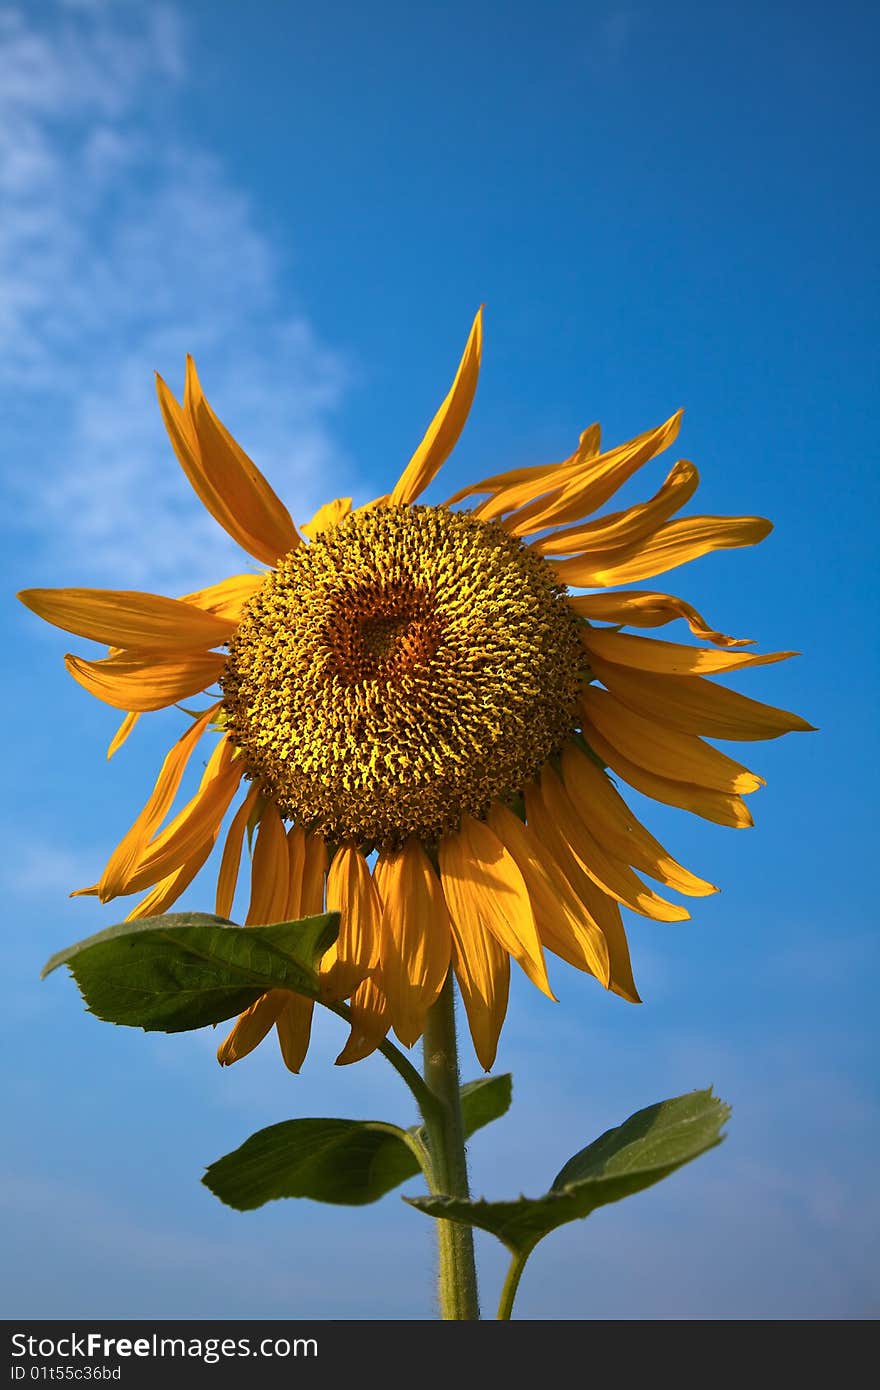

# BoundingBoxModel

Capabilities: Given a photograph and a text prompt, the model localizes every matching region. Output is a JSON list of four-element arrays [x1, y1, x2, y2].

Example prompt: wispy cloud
[[1, 0, 351, 591]]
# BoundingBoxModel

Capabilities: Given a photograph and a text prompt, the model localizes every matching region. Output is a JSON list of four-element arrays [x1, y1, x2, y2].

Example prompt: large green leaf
[[407, 1089, 730, 1254], [203, 1072, 513, 1210], [41, 911, 339, 1032]]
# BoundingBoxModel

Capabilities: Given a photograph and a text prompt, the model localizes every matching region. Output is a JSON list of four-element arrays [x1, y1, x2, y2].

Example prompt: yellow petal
[[390, 307, 483, 505], [181, 573, 264, 622], [374, 839, 451, 1048], [488, 802, 611, 985], [114, 738, 243, 896], [94, 705, 218, 901], [18, 587, 235, 651], [506, 412, 683, 536], [534, 767, 690, 922], [449, 896, 510, 1072], [301, 834, 329, 915], [439, 815, 554, 998], [125, 834, 217, 919], [107, 711, 140, 759], [275, 994, 315, 1073], [568, 590, 753, 647], [573, 876, 641, 1004], [215, 783, 260, 919], [532, 460, 699, 557], [156, 367, 299, 567], [245, 805, 290, 925], [587, 654, 815, 741], [581, 626, 795, 675], [585, 726, 754, 828], [323, 844, 382, 1001], [555, 515, 773, 587], [336, 972, 392, 1065], [65, 650, 225, 712], [217, 992, 284, 1065], [560, 743, 716, 897], [454, 424, 602, 521], [519, 788, 641, 1004], [583, 686, 765, 794], [284, 824, 306, 918], [300, 497, 353, 540]]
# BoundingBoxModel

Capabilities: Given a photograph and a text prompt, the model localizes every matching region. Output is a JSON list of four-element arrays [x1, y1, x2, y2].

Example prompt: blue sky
[[2, 0, 877, 1320]]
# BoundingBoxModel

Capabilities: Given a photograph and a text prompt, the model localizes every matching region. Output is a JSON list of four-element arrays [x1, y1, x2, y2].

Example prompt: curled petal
[[568, 590, 753, 648], [505, 412, 683, 536], [65, 650, 225, 712], [532, 459, 699, 557]]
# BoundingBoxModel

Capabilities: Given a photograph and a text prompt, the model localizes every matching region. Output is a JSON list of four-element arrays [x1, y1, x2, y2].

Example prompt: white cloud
[[0, 1, 352, 591]]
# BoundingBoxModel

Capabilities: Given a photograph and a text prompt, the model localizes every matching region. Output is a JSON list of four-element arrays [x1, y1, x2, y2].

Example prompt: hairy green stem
[[496, 1245, 533, 1320], [328, 1000, 443, 1134], [422, 973, 481, 1320]]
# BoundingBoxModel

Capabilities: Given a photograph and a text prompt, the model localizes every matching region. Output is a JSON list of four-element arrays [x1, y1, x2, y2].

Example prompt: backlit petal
[[560, 743, 716, 897], [555, 515, 773, 586], [532, 459, 699, 557], [439, 816, 554, 998], [156, 367, 299, 566], [65, 650, 225, 712], [585, 727, 755, 827], [301, 498, 353, 540], [390, 308, 483, 505], [374, 839, 451, 1048], [534, 767, 690, 922]]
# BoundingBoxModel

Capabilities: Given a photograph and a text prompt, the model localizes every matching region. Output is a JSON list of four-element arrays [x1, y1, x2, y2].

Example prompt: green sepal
[[407, 1089, 730, 1254], [41, 910, 340, 1032], [203, 1072, 513, 1210]]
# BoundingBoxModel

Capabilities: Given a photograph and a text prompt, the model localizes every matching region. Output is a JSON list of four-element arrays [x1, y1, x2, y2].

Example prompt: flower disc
[[221, 504, 587, 847]]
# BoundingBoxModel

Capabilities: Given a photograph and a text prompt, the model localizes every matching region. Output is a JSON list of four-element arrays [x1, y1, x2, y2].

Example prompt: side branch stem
[[422, 972, 480, 1320]]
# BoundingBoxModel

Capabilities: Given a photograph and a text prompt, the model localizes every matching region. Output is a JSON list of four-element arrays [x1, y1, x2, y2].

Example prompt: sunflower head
[[18, 308, 813, 1073], [221, 503, 588, 848]]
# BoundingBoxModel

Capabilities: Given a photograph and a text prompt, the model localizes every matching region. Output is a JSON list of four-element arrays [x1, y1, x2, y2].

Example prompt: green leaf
[[203, 1072, 513, 1210], [407, 1089, 730, 1254], [41, 910, 340, 1032], [203, 1119, 419, 1208]]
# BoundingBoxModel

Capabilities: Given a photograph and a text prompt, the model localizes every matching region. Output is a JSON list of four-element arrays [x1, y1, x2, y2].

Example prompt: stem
[[421, 972, 480, 1320], [496, 1246, 532, 1320], [328, 1000, 443, 1134]]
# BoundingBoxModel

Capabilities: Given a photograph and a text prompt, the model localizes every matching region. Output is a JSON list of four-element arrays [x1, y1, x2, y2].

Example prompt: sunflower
[[19, 309, 812, 1072]]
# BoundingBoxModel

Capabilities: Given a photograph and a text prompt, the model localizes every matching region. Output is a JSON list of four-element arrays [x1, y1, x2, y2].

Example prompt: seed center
[[220, 504, 587, 847]]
